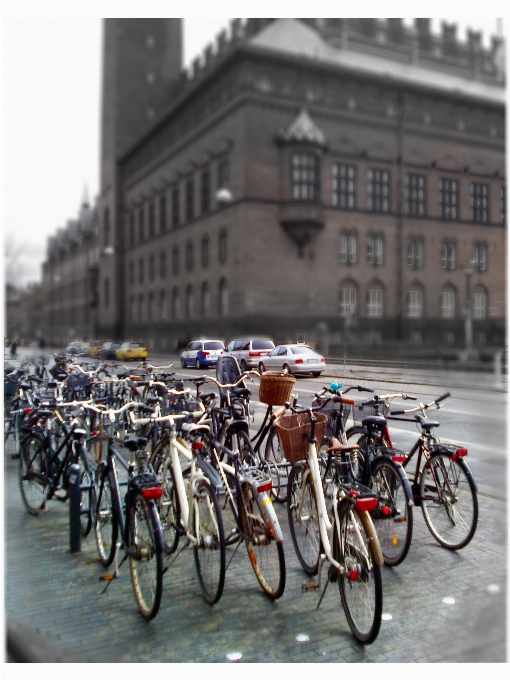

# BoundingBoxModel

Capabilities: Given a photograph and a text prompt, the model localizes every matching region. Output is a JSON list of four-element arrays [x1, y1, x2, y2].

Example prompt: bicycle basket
[[64, 373, 91, 401], [315, 400, 352, 442], [259, 372, 296, 406], [274, 412, 328, 464], [352, 401, 388, 424], [4, 376, 19, 398], [161, 394, 200, 416]]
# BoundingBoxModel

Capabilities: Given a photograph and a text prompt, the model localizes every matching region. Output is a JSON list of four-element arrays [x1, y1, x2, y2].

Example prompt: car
[[90, 340, 108, 357], [224, 337, 275, 371], [180, 339, 225, 369], [115, 341, 148, 362], [258, 343, 326, 377], [98, 341, 121, 360], [65, 344, 79, 355]]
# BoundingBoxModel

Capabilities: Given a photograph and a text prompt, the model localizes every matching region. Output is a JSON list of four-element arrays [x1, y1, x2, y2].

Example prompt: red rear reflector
[[295, 359, 304, 364], [392, 455, 407, 463], [349, 569, 359, 581], [257, 480, 272, 493], [356, 497, 379, 513], [142, 487, 162, 501], [349, 489, 359, 497], [92, 431, 98, 436], [192, 442, 205, 450], [24, 408, 34, 414], [382, 505, 391, 516], [456, 448, 468, 457]]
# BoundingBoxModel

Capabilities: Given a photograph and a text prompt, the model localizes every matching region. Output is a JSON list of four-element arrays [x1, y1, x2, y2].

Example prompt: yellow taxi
[[115, 341, 148, 362], [90, 340, 108, 357]]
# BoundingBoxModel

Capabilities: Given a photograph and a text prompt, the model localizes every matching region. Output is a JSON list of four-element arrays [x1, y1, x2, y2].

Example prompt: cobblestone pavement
[[4, 432, 506, 665]]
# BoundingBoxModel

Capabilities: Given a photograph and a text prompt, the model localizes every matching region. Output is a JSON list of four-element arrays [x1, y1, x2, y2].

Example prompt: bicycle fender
[[258, 491, 284, 543], [224, 420, 249, 436], [359, 510, 384, 567], [196, 457, 223, 495]]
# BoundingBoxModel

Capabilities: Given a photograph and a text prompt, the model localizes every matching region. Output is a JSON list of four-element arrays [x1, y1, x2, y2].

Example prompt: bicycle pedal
[[99, 573, 117, 582], [302, 581, 319, 592]]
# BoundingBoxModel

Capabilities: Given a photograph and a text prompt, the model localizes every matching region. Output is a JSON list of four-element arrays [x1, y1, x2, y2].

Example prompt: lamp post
[[461, 261, 478, 355]]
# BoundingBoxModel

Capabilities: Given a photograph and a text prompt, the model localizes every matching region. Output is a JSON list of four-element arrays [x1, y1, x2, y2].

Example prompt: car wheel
[[195, 359, 201, 370], [312, 372, 321, 378], [258, 362, 266, 373], [240, 360, 247, 372], [283, 363, 292, 375], [181, 358, 186, 368]]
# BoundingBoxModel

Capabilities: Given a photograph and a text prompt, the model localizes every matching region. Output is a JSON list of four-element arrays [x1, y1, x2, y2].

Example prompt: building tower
[[97, 18, 183, 338]]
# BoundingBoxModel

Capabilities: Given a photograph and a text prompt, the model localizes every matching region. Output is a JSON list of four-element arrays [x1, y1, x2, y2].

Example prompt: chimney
[[387, 18, 403, 44], [442, 22, 457, 58], [415, 19, 431, 51]]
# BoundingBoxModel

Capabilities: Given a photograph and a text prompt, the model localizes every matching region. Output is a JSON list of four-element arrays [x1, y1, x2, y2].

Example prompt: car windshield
[[131, 343, 144, 348], [204, 342, 223, 350], [290, 346, 316, 355], [252, 340, 274, 350]]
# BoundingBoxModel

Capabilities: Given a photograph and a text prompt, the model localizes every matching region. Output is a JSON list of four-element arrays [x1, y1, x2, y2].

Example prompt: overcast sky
[[1, 2, 506, 287]]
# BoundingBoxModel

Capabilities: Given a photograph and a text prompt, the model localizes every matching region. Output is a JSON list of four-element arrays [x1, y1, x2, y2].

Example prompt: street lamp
[[461, 261, 478, 355], [216, 188, 232, 205]]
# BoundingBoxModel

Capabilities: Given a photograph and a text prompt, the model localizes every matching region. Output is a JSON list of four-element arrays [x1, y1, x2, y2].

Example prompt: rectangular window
[[340, 234, 357, 263], [149, 202, 155, 237], [367, 288, 383, 316], [501, 186, 506, 225], [333, 164, 356, 209], [172, 247, 179, 275], [367, 236, 383, 265], [201, 170, 210, 215], [441, 242, 455, 270], [219, 231, 228, 264], [202, 237, 209, 268], [172, 188, 180, 228], [368, 169, 390, 213], [160, 196, 167, 232], [218, 158, 230, 188], [185, 180, 194, 221], [405, 174, 426, 216], [129, 213, 135, 246], [160, 251, 166, 278], [149, 255, 155, 281], [138, 208, 145, 242], [291, 153, 319, 201], [471, 183, 489, 223], [139, 258, 144, 283], [186, 242, 193, 271], [473, 245, 487, 272], [408, 240, 423, 269], [439, 179, 458, 219]]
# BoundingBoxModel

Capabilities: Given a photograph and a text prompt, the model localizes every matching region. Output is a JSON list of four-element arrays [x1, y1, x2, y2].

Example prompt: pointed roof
[[277, 109, 326, 147]]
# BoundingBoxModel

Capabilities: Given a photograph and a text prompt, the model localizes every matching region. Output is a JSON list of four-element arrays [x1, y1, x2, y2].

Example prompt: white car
[[180, 339, 225, 369], [258, 344, 326, 377]]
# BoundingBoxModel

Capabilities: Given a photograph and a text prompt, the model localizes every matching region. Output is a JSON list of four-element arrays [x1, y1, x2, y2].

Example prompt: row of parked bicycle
[[4, 351, 478, 645]]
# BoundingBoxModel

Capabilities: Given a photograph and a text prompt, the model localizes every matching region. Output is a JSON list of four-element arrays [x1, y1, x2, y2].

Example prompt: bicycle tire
[[129, 492, 164, 620], [334, 498, 382, 644], [18, 435, 48, 515], [367, 456, 413, 566], [77, 448, 96, 538], [225, 429, 258, 466], [243, 485, 286, 599], [344, 426, 369, 481], [94, 471, 118, 567], [420, 451, 478, 550], [155, 457, 180, 554], [264, 426, 288, 503], [192, 478, 226, 605], [287, 462, 321, 575]]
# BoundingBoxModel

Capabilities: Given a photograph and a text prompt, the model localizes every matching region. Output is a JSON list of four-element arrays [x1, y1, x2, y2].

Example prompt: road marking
[[387, 425, 506, 456]]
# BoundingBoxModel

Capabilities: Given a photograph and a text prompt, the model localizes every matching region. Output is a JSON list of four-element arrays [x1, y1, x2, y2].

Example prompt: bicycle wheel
[[368, 457, 413, 566], [287, 462, 321, 575], [157, 458, 180, 554], [129, 492, 164, 620], [18, 435, 48, 515], [243, 484, 286, 599], [345, 427, 369, 480], [192, 478, 226, 604], [335, 498, 382, 644], [77, 449, 96, 537], [264, 426, 289, 502], [94, 472, 118, 567], [420, 451, 478, 550], [225, 430, 258, 466]]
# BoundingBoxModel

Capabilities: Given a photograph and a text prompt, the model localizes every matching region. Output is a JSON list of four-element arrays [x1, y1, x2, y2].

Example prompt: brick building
[[43, 18, 506, 355]]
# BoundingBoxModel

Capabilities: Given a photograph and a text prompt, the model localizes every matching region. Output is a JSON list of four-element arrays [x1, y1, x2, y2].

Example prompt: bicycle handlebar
[[206, 371, 260, 389], [390, 392, 451, 416]]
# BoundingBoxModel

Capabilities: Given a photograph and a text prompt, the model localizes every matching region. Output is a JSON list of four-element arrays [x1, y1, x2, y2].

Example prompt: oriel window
[[291, 153, 319, 201]]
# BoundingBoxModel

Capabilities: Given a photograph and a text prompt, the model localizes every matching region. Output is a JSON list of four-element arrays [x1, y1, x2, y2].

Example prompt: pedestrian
[[10, 338, 17, 358]]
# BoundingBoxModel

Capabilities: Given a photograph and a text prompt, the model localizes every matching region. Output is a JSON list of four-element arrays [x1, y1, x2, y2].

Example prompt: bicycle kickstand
[[301, 553, 327, 594], [99, 542, 126, 594]]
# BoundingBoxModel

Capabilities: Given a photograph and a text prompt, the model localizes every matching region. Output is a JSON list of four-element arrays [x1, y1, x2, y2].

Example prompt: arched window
[[159, 290, 166, 320], [367, 234, 383, 266], [473, 286, 487, 318], [441, 240, 456, 270], [149, 255, 155, 281], [104, 278, 110, 307], [186, 285, 194, 318], [473, 242, 487, 272], [186, 241, 194, 272], [440, 285, 456, 318], [149, 292, 155, 321], [160, 251, 166, 278], [201, 282, 210, 317], [408, 237, 424, 269], [219, 278, 228, 317], [340, 231, 357, 264], [129, 295, 135, 321], [291, 153, 320, 201], [339, 280, 357, 316], [219, 230, 227, 264], [172, 287, 180, 319], [367, 282, 384, 317], [202, 236, 209, 268], [138, 294, 144, 322], [407, 284, 424, 317]]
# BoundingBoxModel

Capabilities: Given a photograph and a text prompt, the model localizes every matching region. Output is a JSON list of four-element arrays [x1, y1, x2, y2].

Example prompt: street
[[4, 351, 507, 662]]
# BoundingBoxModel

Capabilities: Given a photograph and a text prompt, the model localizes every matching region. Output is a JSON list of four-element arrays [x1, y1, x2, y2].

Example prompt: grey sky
[[1, 4, 504, 287]]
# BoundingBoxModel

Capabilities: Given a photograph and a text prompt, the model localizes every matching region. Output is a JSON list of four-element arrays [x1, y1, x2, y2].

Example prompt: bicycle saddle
[[146, 396, 162, 404], [231, 387, 251, 398], [124, 435, 148, 451], [361, 415, 387, 430], [415, 414, 440, 429], [327, 437, 359, 453]]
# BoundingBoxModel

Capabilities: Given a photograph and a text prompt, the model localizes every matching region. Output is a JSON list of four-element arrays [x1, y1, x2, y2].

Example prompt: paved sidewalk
[[4, 437, 506, 664]]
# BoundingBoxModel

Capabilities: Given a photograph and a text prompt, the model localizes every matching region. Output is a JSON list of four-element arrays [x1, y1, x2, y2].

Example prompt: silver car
[[258, 344, 326, 377], [224, 337, 275, 371]]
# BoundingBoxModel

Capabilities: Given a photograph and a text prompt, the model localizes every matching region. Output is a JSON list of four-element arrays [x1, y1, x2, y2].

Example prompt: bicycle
[[278, 404, 383, 644], [93, 432, 165, 619]]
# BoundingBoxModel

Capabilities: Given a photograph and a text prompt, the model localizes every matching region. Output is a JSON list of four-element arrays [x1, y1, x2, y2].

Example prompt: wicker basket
[[274, 412, 328, 464], [259, 372, 296, 406]]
